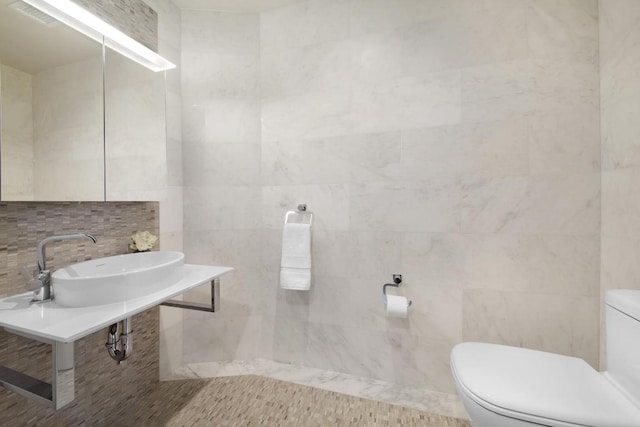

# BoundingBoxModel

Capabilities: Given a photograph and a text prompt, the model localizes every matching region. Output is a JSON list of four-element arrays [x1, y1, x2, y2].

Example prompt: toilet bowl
[[451, 290, 640, 427]]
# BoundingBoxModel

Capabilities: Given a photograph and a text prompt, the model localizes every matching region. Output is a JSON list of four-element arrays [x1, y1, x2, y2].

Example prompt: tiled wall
[[0, 201, 160, 424], [181, 0, 601, 393], [599, 0, 640, 367], [181, 10, 264, 363], [73, 0, 158, 52]]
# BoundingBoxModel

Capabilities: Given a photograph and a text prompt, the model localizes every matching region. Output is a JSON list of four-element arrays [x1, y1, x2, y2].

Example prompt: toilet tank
[[605, 289, 640, 405]]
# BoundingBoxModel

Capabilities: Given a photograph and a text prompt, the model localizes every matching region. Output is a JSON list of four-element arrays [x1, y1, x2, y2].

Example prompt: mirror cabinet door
[[0, 1, 105, 201], [104, 48, 167, 201]]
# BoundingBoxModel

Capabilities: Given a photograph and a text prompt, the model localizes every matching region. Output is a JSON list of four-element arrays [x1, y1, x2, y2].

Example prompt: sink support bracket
[[0, 336, 74, 409], [160, 278, 220, 312]]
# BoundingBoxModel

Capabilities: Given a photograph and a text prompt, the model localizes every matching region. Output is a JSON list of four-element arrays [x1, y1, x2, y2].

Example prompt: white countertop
[[0, 264, 232, 343]]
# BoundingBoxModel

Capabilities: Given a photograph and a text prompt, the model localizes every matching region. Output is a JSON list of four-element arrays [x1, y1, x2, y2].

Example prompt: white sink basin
[[52, 251, 185, 307]]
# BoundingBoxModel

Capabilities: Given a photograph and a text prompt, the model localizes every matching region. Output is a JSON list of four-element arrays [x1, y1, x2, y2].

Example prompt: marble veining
[[181, 0, 601, 398]]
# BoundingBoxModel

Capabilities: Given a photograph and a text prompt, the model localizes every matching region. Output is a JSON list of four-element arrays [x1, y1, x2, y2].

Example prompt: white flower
[[130, 230, 158, 252]]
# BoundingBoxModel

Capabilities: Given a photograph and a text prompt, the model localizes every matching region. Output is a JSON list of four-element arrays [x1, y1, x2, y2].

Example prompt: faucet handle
[[24, 269, 49, 292]]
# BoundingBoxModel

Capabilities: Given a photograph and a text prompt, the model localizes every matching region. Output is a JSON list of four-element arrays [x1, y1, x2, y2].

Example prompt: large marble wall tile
[[268, 316, 309, 365], [601, 236, 640, 293], [307, 275, 355, 326], [310, 230, 352, 278], [456, 0, 528, 68], [397, 73, 462, 130], [275, 286, 312, 320], [349, 0, 461, 37], [602, 170, 640, 239], [401, 233, 599, 297], [399, 20, 466, 75], [184, 230, 264, 271], [264, 129, 400, 188], [523, 235, 600, 296], [528, 107, 600, 176], [527, 0, 599, 63], [349, 30, 404, 86], [347, 131, 403, 183], [182, 51, 260, 99], [344, 277, 395, 332], [462, 59, 598, 123], [390, 335, 458, 392], [221, 315, 270, 360], [183, 313, 226, 363], [181, 97, 206, 143], [261, 138, 351, 185], [599, 0, 640, 101], [304, 323, 396, 382], [184, 141, 261, 186], [346, 231, 403, 279], [601, 95, 640, 171], [349, 180, 461, 232], [262, 90, 351, 142], [261, 40, 351, 100], [160, 186, 184, 235], [350, 71, 462, 134], [401, 118, 529, 180], [261, 229, 285, 274], [260, 0, 349, 49], [200, 98, 261, 143], [400, 284, 463, 343], [183, 313, 266, 363], [462, 290, 599, 368], [167, 138, 183, 188], [459, 174, 600, 235], [182, 11, 260, 54], [184, 187, 262, 231]]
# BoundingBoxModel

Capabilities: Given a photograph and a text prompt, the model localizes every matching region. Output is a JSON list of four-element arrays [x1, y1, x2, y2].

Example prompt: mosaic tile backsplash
[[73, 0, 158, 52], [0, 201, 160, 424]]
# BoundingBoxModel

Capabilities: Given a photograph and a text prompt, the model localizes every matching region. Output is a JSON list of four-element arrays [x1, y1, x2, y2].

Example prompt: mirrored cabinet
[[104, 48, 167, 201], [0, 0, 169, 202]]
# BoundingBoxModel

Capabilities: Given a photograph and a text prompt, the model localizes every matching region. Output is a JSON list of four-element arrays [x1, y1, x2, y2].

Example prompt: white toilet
[[451, 290, 640, 427]]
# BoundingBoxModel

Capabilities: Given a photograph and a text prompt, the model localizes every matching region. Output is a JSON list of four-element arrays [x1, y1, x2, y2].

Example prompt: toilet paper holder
[[382, 274, 412, 307]]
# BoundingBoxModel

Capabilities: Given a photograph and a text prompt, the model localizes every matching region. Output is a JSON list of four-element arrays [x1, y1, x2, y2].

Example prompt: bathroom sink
[[52, 251, 185, 307]]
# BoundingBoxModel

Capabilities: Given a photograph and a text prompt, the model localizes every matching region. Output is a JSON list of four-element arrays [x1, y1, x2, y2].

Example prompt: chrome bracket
[[160, 278, 220, 312], [0, 332, 74, 409]]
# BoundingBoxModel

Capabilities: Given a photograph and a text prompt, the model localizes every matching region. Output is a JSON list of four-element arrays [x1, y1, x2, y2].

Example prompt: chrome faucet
[[29, 233, 98, 303]]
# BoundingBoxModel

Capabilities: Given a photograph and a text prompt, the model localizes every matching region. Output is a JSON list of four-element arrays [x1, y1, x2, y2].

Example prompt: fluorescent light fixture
[[22, 0, 176, 72]]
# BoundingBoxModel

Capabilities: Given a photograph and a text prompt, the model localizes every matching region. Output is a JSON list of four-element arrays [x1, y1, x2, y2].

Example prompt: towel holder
[[284, 204, 313, 226]]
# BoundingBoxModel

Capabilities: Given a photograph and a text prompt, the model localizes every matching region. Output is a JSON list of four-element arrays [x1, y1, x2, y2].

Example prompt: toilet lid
[[451, 343, 640, 427]]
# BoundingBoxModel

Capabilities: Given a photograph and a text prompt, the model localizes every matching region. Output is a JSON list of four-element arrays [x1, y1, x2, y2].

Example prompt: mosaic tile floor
[[170, 359, 469, 420], [118, 375, 471, 426]]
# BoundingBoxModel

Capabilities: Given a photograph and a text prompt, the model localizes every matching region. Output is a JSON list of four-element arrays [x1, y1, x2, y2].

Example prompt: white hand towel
[[280, 222, 311, 290]]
